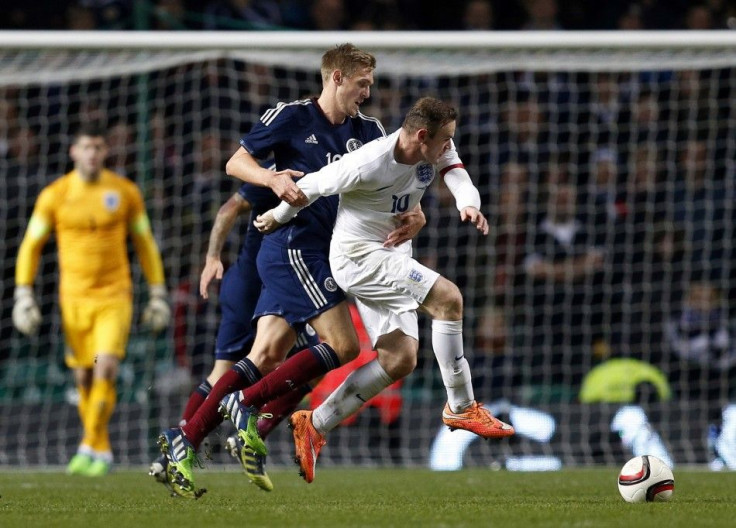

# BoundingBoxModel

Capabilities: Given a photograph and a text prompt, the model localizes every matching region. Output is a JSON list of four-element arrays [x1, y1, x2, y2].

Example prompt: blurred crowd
[[1, 0, 735, 32]]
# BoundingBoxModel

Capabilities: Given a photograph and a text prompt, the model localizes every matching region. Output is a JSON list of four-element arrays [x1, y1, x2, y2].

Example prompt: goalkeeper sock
[[312, 359, 394, 435], [241, 343, 339, 409], [86, 378, 116, 455], [77, 385, 92, 448], [256, 384, 311, 439], [180, 380, 212, 425], [432, 319, 474, 413], [181, 358, 261, 448]]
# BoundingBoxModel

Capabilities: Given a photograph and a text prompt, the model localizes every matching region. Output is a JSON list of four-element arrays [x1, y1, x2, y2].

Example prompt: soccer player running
[[157, 43, 425, 498], [148, 174, 320, 492], [13, 125, 170, 476], [255, 97, 515, 483]]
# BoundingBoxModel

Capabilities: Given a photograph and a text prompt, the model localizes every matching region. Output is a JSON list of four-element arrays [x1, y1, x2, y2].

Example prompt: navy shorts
[[215, 255, 319, 362], [254, 240, 345, 327], [214, 257, 261, 362]]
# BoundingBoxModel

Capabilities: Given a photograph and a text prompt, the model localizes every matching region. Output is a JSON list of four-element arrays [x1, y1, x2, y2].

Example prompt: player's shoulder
[[353, 111, 386, 137], [345, 132, 394, 172], [259, 98, 313, 127], [40, 172, 73, 198]]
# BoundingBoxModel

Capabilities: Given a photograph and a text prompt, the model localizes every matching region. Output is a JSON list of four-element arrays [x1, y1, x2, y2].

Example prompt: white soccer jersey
[[273, 129, 464, 252]]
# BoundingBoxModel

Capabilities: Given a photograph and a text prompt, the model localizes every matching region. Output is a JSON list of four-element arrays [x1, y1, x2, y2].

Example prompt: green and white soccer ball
[[617, 455, 674, 503]]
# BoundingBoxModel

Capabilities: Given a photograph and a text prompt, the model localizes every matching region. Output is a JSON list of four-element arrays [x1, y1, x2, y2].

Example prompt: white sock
[[312, 359, 394, 434], [432, 319, 474, 412]]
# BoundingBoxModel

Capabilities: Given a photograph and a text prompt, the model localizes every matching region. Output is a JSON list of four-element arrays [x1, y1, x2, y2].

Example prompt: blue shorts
[[254, 240, 345, 327], [214, 257, 261, 362], [215, 255, 319, 362]]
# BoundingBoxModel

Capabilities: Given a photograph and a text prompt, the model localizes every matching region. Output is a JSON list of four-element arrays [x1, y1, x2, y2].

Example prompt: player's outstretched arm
[[200, 192, 251, 299], [226, 147, 307, 206], [130, 210, 170, 333], [441, 156, 486, 234], [14, 212, 51, 336]]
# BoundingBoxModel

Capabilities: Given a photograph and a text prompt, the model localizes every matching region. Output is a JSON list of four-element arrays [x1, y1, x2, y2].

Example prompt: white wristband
[[272, 202, 301, 224], [14, 285, 34, 301], [149, 284, 167, 299]]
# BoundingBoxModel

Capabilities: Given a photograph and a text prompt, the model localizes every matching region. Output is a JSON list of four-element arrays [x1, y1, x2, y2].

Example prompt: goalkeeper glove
[[142, 284, 171, 333], [13, 285, 41, 336]]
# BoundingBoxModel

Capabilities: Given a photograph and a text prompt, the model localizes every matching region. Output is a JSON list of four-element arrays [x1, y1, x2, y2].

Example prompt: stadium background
[[1, 1, 736, 472]]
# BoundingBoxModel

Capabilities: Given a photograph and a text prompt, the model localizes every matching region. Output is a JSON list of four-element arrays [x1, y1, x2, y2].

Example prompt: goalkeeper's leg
[[67, 367, 96, 475]]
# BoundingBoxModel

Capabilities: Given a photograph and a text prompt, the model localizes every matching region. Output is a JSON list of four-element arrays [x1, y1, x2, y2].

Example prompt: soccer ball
[[617, 455, 674, 503]]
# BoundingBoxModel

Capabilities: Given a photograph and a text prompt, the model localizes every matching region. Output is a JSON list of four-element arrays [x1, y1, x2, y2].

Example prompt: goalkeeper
[[13, 125, 170, 476]]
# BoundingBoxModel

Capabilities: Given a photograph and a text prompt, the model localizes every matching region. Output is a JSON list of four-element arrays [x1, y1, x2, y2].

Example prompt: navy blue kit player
[[150, 176, 318, 492], [157, 43, 426, 498]]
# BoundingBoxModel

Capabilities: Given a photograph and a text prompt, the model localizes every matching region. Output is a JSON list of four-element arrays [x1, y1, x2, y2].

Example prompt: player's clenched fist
[[142, 284, 171, 332], [12, 285, 41, 336], [254, 210, 283, 234]]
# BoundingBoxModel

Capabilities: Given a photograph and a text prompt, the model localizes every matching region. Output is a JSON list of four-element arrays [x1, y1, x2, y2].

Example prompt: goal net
[[2, 31, 736, 471]]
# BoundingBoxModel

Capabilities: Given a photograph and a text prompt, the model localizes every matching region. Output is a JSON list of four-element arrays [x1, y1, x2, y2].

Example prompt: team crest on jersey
[[408, 269, 424, 283], [346, 138, 363, 152], [416, 163, 435, 185], [103, 191, 121, 212], [324, 277, 338, 292]]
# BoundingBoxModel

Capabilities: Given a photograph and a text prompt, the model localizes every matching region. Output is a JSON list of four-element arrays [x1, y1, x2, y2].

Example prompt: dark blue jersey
[[235, 181, 280, 266], [240, 97, 385, 251]]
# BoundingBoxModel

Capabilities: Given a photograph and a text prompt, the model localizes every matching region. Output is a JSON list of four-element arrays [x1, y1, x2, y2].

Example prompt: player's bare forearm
[[460, 207, 489, 235], [207, 194, 249, 260], [384, 205, 426, 248], [226, 147, 307, 206], [253, 210, 283, 234]]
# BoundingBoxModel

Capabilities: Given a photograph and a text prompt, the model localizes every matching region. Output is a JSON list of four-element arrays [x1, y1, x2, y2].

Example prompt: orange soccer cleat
[[442, 401, 515, 439], [289, 410, 326, 483]]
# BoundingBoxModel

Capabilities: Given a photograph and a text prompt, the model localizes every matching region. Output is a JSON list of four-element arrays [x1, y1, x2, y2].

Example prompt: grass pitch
[[0, 467, 732, 527]]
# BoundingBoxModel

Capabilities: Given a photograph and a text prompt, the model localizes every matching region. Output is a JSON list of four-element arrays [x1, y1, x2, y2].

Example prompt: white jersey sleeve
[[270, 149, 364, 224], [437, 141, 481, 211]]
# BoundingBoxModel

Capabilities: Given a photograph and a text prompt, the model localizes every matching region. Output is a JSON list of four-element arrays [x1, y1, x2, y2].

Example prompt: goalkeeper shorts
[[61, 297, 132, 368]]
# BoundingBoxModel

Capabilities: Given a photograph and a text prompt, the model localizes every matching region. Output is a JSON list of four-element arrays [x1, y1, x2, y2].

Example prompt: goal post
[[1, 30, 735, 470]]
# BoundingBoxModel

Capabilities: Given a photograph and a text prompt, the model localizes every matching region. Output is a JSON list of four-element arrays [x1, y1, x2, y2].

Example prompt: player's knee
[[431, 281, 463, 320], [248, 348, 286, 375], [329, 334, 360, 365], [380, 345, 417, 380], [94, 354, 119, 380]]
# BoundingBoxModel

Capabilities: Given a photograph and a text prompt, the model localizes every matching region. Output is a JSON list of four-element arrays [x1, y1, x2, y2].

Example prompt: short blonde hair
[[321, 43, 376, 83]]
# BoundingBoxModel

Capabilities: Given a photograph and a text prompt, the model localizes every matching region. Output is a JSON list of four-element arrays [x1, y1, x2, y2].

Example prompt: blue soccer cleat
[[219, 393, 271, 457], [157, 428, 206, 499]]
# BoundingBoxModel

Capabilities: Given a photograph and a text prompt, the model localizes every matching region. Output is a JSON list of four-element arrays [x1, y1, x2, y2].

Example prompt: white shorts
[[330, 242, 440, 346]]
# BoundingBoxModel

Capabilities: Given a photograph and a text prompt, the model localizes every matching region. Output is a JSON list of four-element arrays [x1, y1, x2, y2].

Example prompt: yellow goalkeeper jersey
[[16, 168, 162, 301]]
